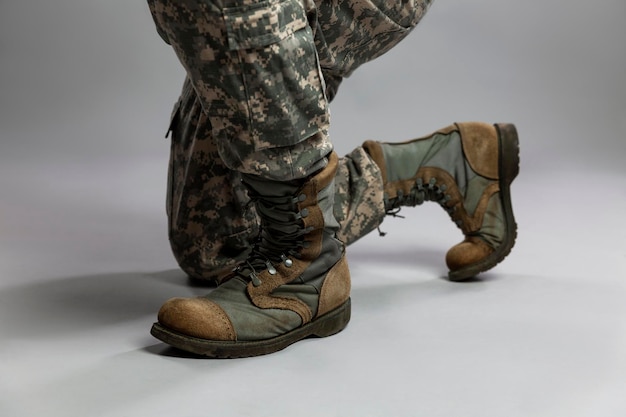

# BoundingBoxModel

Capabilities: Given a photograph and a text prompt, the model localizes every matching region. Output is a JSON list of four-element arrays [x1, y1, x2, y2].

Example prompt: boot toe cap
[[446, 237, 494, 275], [157, 297, 236, 341]]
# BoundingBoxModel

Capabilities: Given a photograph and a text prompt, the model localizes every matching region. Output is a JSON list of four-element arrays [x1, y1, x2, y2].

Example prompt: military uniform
[[147, 0, 519, 357], [148, 0, 432, 282]]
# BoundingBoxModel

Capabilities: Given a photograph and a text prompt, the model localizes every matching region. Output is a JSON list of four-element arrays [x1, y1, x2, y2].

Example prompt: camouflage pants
[[148, 0, 433, 280]]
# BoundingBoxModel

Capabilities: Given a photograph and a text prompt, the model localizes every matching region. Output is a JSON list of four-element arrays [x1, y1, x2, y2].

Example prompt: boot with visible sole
[[151, 152, 351, 358], [363, 122, 519, 281]]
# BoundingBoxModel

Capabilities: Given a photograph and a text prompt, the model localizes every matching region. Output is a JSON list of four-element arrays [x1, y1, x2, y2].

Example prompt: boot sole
[[448, 123, 520, 281], [150, 298, 351, 358]]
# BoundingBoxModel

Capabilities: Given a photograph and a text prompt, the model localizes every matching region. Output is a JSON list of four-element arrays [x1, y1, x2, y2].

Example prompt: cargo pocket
[[222, 0, 329, 151]]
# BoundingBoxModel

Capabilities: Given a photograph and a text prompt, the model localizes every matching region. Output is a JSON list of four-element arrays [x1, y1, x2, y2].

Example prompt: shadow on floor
[[0, 269, 210, 340], [0, 245, 505, 342]]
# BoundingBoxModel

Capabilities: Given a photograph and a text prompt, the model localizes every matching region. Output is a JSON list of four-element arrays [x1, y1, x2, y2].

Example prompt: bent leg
[[150, 2, 354, 357], [167, 78, 258, 282], [315, 0, 434, 91], [150, 0, 430, 280]]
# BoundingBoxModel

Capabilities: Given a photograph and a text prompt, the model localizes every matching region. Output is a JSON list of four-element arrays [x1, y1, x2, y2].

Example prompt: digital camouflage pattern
[[166, 79, 385, 282], [166, 78, 259, 282], [148, 0, 332, 180], [148, 0, 433, 178], [333, 147, 386, 245], [148, 0, 433, 281], [315, 0, 433, 78]]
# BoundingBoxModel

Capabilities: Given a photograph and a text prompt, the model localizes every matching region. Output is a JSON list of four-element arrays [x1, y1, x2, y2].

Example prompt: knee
[[169, 230, 254, 283]]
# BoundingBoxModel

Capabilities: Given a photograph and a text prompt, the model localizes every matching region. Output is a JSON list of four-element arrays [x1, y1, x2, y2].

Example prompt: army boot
[[151, 152, 351, 358], [363, 122, 519, 281]]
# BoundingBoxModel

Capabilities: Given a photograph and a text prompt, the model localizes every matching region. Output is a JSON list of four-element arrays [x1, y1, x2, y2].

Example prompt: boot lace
[[235, 192, 310, 287], [378, 177, 456, 236]]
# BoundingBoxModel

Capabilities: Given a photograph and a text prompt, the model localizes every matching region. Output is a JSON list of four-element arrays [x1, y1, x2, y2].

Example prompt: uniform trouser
[[148, 0, 433, 280]]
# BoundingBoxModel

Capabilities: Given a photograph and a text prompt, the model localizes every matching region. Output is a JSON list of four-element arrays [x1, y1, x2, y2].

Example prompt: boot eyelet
[[281, 254, 293, 267], [292, 194, 307, 204], [265, 261, 277, 275], [249, 272, 262, 287], [300, 208, 309, 218]]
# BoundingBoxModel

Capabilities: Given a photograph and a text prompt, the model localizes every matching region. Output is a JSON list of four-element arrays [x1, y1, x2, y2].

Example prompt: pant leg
[[334, 147, 385, 245], [167, 77, 259, 281], [148, 0, 331, 181], [314, 0, 435, 243]]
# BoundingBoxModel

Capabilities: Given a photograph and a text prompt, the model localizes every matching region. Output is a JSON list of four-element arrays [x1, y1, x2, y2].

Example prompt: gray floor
[[2, 1, 625, 416]]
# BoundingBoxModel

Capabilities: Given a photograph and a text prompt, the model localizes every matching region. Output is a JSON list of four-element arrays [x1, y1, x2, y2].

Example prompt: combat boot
[[363, 122, 519, 281], [151, 152, 351, 358]]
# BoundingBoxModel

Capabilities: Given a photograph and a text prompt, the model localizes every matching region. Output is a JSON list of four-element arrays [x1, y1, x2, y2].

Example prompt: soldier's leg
[[315, 1, 519, 281], [151, 0, 329, 284], [318, 0, 435, 244], [149, 0, 351, 357]]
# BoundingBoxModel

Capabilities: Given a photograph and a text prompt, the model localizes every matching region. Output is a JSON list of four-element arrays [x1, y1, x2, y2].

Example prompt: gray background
[[1, 1, 625, 416]]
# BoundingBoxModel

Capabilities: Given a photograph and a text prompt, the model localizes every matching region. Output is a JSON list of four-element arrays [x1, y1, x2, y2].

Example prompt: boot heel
[[490, 123, 519, 273], [312, 298, 351, 338], [495, 123, 520, 185]]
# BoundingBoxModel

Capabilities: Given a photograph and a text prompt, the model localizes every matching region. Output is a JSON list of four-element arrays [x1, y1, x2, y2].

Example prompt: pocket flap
[[224, 0, 307, 50]]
